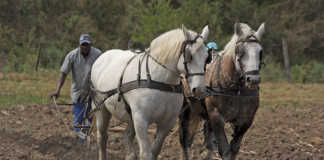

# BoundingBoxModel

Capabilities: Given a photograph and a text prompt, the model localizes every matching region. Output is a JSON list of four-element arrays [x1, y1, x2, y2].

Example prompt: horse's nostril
[[192, 88, 196, 93], [246, 77, 251, 82]]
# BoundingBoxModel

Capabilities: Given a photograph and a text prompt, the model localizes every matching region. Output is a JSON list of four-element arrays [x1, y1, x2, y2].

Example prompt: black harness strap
[[137, 53, 146, 81], [96, 80, 182, 97], [145, 52, 152, 82], [117, 55, 137, 116], [207, 87, 259, 97]]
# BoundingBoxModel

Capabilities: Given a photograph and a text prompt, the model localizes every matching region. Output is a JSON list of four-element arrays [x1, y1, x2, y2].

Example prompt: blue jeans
[[73, 99, 92, 137]]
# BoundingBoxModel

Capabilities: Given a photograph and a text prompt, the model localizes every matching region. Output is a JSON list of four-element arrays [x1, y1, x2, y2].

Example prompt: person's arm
[[51, 51, 73, 99], [50, 72, 67, 99]]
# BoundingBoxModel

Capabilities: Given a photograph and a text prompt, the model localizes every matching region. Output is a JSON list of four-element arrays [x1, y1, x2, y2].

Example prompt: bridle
[[180, 34, 205, 78], [235, 35, 264, 82], [149, 34, 206, 79]]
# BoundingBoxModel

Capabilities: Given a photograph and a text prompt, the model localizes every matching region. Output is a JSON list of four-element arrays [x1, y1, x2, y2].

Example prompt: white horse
[[91, 25, 210, 160]]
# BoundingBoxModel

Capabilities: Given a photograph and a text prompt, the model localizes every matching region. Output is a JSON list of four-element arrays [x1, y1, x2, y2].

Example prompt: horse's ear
[[182, 24, 191, 40], [255, 22, 265, 41], [201, 25, 209, 41], [234, 23, 243, 36]]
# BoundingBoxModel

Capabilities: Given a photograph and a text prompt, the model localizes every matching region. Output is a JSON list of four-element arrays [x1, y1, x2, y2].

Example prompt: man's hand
[[50, 91, 60, 99], [50, 72, 67, 100]]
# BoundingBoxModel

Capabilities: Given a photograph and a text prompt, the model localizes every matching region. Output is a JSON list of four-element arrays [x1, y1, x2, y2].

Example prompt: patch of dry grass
[[1, 71, 324, 108], [260, 82, 324, 108], [0, 70, 71, 106]]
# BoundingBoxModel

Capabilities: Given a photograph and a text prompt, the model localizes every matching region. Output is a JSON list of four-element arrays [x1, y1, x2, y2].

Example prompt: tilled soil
[[0, 103, 323, 160]]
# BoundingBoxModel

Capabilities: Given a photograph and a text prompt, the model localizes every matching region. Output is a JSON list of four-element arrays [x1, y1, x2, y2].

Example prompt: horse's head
[[177, 25, 209, 98], [233, 22, 265, 89]]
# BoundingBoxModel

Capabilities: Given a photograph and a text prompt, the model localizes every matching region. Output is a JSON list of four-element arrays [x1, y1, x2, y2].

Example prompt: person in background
[[203, 41, 219, 151], [206, 42, 219, 64], [50, 34, 101, 142]]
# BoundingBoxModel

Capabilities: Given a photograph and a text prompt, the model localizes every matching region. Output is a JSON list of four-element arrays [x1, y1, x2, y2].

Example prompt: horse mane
[[222, 23, 256, 59], [149, 28, 202, 65]]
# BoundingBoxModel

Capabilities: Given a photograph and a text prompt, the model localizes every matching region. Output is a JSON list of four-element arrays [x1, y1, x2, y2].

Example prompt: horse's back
[[91, 49, 135, 92]]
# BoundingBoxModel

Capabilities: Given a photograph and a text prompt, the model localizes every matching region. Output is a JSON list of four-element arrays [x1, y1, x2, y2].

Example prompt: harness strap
[[118, 55, 137, 101], [116, 55, 138, 120], [92, 79, 183, 112], [145, 52, 152, 82], [207, 86, 259, 97], [137, 53, 146, 81]]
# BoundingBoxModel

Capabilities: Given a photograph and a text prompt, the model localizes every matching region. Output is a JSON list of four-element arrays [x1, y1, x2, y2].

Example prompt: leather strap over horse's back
[[92, 51, 183, 117]]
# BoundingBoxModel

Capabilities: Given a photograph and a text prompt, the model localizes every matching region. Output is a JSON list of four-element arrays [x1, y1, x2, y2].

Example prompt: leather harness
[[90, 34, 204, 118]]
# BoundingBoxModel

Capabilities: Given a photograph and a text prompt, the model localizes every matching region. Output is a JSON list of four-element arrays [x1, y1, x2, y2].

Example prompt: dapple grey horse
[[179, 22, 265, 160]]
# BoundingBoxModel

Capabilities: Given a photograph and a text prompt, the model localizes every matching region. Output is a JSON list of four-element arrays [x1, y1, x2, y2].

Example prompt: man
[[203, 41, 219, 151], [206, 42, 219, 64], [50, 34, 101, 142]]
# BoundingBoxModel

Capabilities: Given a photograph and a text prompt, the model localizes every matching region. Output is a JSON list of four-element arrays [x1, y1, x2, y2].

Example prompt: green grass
[[0, 70, 71, 107], [260, 82, 324, 109], [1, 70, 324, 108], [0, 94, 47, 106]]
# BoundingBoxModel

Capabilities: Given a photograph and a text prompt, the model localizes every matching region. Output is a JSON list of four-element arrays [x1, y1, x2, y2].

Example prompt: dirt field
[[1, 97, 323, 160]]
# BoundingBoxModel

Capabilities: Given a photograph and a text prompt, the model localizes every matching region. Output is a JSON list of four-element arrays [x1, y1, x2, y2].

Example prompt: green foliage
[[291, 65, 307, 83], [131, 0, 180, 46], [0, 24, 14, 54], [291, 61, 324, 83], [261, 62, 285, 82], [0, 0, 323, 83], [262, 61, 324, 83]]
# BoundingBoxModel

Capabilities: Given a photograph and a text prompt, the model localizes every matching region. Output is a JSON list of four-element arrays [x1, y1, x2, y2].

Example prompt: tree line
[[0, 0, 323, 73]]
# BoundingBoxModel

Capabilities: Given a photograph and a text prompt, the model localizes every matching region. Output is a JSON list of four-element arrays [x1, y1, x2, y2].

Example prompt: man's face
[[80, 43, 91, 56]]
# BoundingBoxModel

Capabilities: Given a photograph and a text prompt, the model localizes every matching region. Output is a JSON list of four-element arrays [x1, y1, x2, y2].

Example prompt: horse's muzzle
[[245, 74, 261, 85], [192, 87, 208, 100]]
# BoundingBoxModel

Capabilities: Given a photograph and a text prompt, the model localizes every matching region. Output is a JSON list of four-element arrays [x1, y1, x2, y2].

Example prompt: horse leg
[[124, 121, 137, 160], [203, 120, 218, 160], [179, 105, 192, 160], [96, 107, 112, 160], [208, 108, 232, 160], [152, 117, 177, 160], [229, 123, 251, 159], [133, 113, 153, 160], [180, 100, 204, 160]]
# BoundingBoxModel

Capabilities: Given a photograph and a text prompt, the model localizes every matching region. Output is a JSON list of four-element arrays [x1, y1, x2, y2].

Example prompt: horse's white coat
[[91, 26, 209, 160]]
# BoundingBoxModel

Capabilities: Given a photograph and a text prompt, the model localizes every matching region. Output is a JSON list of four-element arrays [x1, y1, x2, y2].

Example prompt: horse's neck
[[211, 53, 238, 87], [146, 57, 180, 85]]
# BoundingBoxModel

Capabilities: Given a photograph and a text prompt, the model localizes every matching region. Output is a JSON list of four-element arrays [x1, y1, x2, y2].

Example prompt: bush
[[302, 61, 324, 83], [261, 62, 285, 82], [291, 64, 307, 83]]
